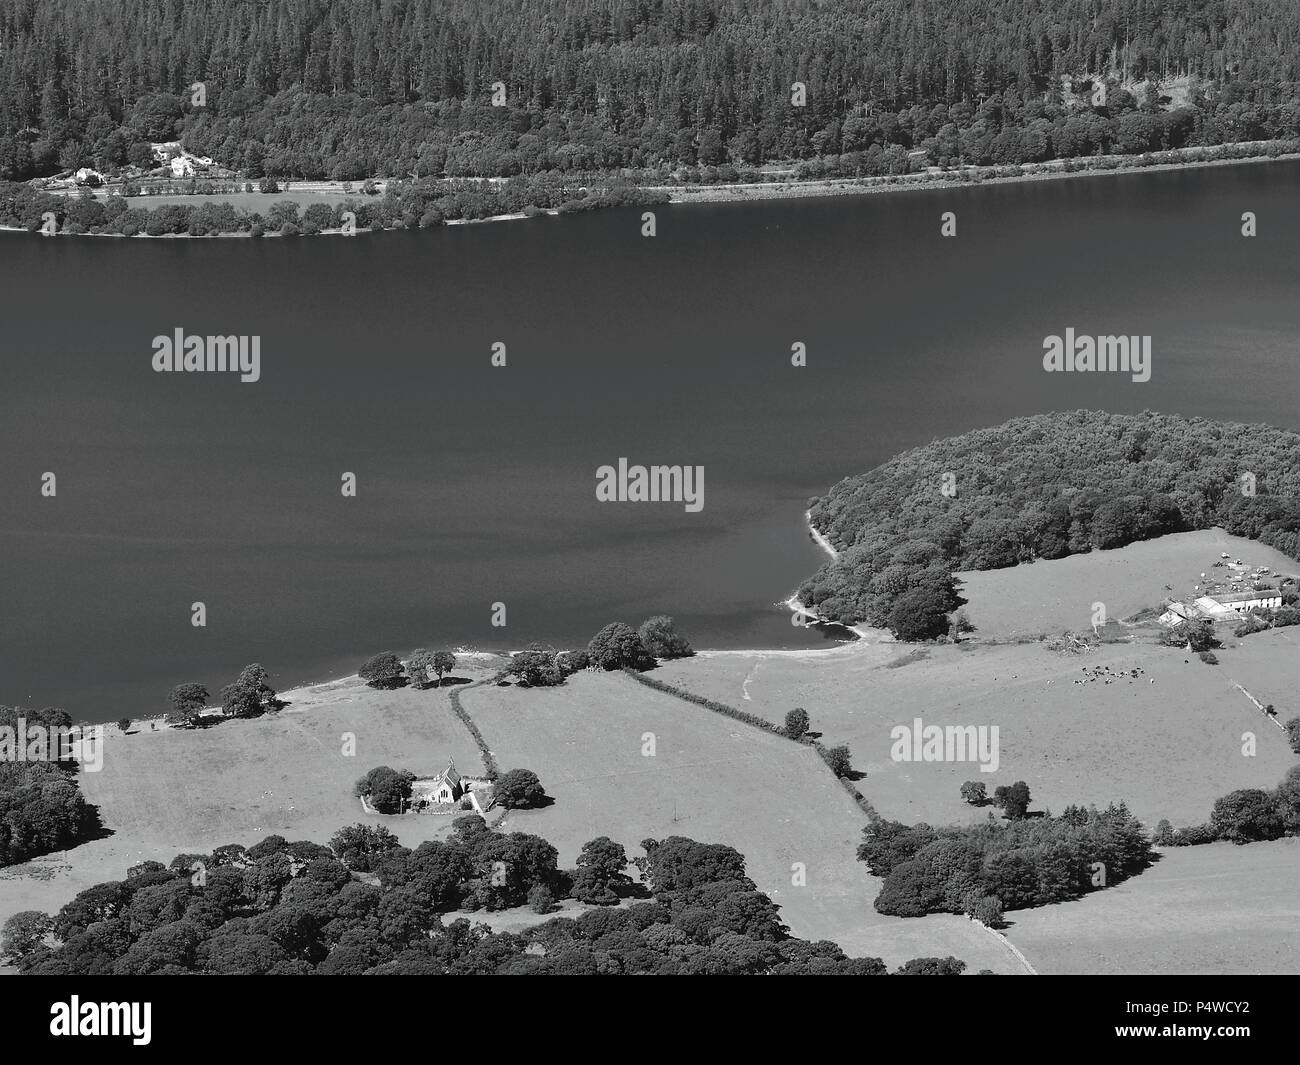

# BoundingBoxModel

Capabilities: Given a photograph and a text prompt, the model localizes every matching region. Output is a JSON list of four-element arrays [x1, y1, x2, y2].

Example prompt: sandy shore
[[805, 510, 839, 560], [776, 510, 884, 642]]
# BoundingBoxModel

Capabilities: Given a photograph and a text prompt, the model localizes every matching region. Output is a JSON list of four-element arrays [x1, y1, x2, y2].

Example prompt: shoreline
[[649, 145, 1300, 206], [93, 649, 512, 733], [62, 506, 876, 731], [781, 509, 882, 641], [6, 141, 1299, 239], [804, 510, 840, 560], [0, 209, 559, 240], [90, 603, 886, 734]]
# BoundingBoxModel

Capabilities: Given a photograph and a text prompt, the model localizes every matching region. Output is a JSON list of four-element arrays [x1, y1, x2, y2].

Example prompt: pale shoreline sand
[[778, 510, 882, 642]]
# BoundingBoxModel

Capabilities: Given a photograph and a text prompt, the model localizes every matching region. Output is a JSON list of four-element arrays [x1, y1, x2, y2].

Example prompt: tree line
[[0, 706, 101, 867], [1154, 762, 1300, 847], [2, 819, 966, 975], [503, 616, 695, 686], [0, 176, 666, 236], [859, 801, 1155, 922]]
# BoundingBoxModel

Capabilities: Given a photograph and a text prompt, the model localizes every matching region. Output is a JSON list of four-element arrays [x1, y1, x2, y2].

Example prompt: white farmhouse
[[1209, 590, 1283, 612]]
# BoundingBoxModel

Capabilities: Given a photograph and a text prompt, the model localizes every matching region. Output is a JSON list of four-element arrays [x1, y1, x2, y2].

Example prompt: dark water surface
[[3, 161, 1299, 720]]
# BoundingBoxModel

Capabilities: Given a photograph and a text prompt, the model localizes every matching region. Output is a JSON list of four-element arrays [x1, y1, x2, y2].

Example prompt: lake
[[3, 161, 1300, 721]]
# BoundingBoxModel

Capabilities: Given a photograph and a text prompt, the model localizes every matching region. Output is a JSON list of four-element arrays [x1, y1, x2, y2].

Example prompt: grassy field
[[650, 636, 1295, 831], [955, 528, 1298, 639], [640, 529, 1299, 973], [2, 660, 1023, 972], [0, 667, 503, 929], [653, 529, 1297, 831], [4, 530, 1293, 974], [462, 671, 1024, 972], [1004, 838, 1300, 975], [122, 190, 371, 212]]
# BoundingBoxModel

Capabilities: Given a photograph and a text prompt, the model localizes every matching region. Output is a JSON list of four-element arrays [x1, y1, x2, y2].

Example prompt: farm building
[[1207, 590, 1283, 612]]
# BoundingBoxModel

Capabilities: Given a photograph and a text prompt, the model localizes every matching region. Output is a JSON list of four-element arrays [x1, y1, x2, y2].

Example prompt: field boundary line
[[620, 669, 879, 819], [1230, 680, 1285, 732], [972, 920, 1039, 975], [448, 679, 501, 778]]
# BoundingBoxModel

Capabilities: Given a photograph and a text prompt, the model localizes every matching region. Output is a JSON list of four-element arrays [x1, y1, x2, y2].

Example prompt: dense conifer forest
[[5, 0, 1300, 182]]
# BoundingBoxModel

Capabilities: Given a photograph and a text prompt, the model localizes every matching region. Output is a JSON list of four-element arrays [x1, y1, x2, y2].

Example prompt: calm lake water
[[3, 162, 1300, 721]]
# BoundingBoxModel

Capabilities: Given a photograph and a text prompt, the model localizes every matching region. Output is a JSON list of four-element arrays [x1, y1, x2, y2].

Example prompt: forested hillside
[[798, 410, 1300, 630], [5, 0, 1300, 181]]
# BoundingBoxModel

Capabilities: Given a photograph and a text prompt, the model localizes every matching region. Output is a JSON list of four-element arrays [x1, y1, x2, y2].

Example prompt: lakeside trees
[[0, 174, 667, 238], [504, 618, 692, 686], [588, 622, 657, 671], [638, 616, 694, 660], [800, 410, 1300, 635], [507, 647, 566, 687], [408, 648, 459, 689], [407, 661, 430, 690], [430, 651, 457, 683], [359, 652, 406, 690], [167, 683, 209, 725], [8, 1, 1300, 187], [220, 663, 279, 717]]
